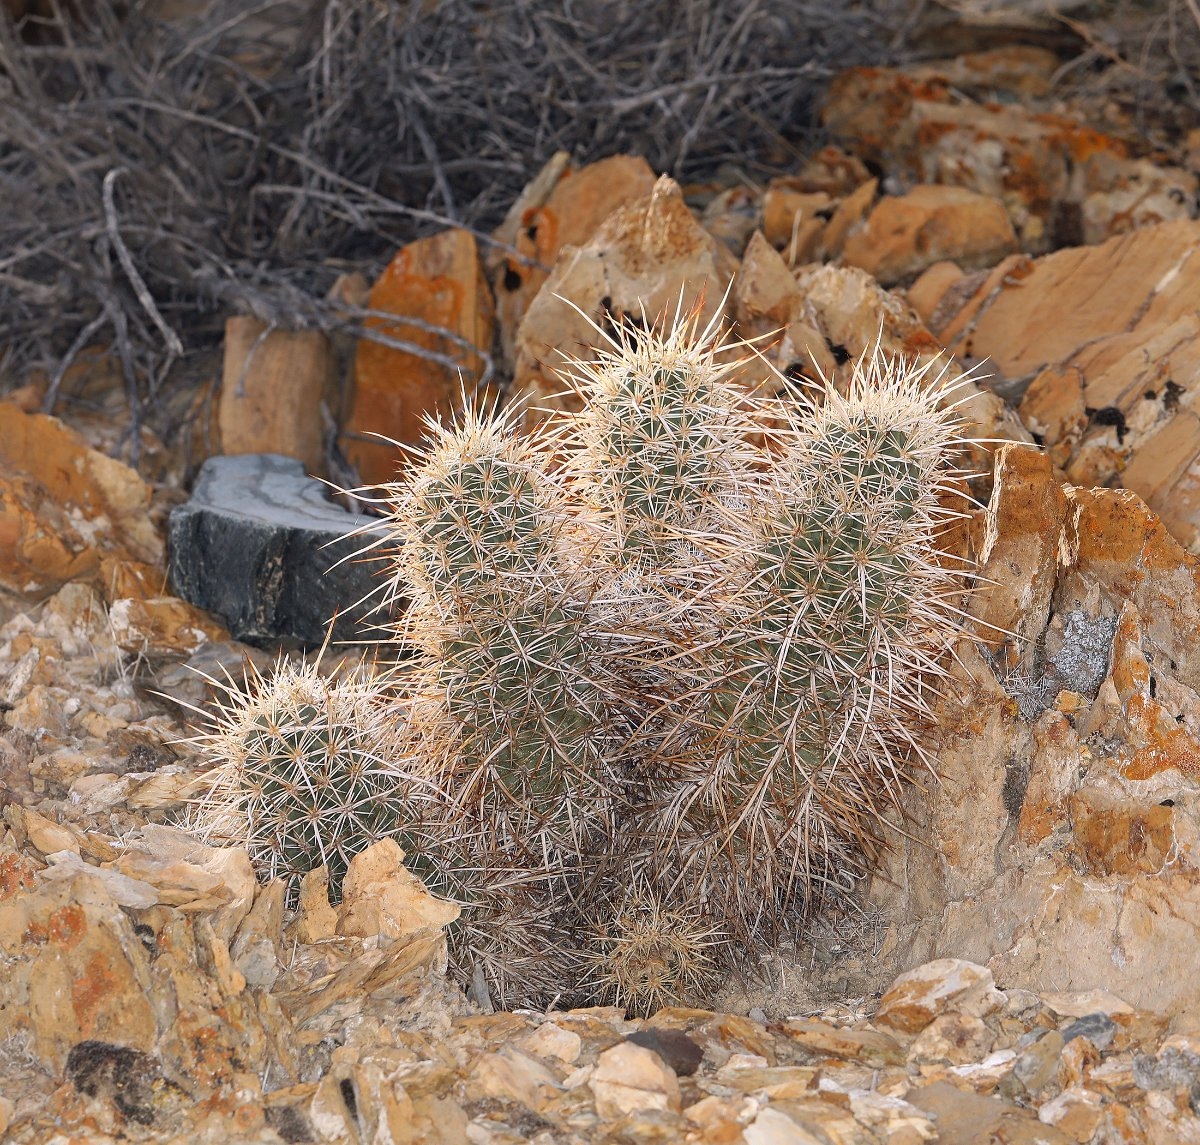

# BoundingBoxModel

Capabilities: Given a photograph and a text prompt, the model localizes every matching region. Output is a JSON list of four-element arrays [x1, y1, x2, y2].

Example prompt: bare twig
[[102, 167, 184, 359], [0, 0, 911, 465]]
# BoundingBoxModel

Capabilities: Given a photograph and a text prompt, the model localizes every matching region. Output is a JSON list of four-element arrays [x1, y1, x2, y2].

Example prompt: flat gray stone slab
[[168, 454, 390, 646]]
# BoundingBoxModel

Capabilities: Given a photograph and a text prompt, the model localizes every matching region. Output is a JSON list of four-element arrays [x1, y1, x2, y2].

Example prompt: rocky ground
[[4, 9, 1200, 1144]]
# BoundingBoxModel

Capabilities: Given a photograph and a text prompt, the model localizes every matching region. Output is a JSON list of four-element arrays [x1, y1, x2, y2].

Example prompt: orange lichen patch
[[176, 1012, 240, 1088], [1001, 149, 1055, 213], [1069, 488, 1197, 591], [1122, 691, 1200, 781], [72, 950, 123, 1036], [344, 228, 494, 486], [1070, 792, 1175, 876], [46, 903, 86, 949], [1109, 606, 1151, 698], [900, 328, 944, 358], [0, 850, 39, 900], [914, 119, 962, 151], [1017, 710, 1078, 846], [1038, 117, 1129, 164]]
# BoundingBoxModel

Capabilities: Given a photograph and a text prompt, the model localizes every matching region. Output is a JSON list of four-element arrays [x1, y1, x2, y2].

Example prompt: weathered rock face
[[167, 453, 387, 646], [871, 441, 1200, 1022], [917, 218, 1200, 551], [509, 174, 739, 422], [343, 228, 495, 485], [0, 403, 163, 601], [822, 60, 1197, 252]]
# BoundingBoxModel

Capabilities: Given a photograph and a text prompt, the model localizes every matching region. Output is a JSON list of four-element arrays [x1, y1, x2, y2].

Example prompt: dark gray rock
[[1061, 1012, 1117, 1052], [168, 454, 391, 646], [625, 1028, 704, 1077]]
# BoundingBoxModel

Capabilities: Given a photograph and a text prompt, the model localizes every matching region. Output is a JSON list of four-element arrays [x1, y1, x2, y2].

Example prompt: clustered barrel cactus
[[185, 305, 975, 1014]]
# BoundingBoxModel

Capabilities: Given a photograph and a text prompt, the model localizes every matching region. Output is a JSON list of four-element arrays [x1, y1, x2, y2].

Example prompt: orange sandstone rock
[[343, 228, 494, 485]]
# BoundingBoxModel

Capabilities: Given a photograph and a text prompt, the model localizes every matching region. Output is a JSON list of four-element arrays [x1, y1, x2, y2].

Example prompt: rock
[[822, 64, 1196, 252], [931, 220, 1200, 549], [872, 456, 1200, 1023], [1069, 784, 1175, 877], [875, 960, 1004, 1034], [287, 865, 339, 945], [908, 1080, 1074, 1145], [970, 443, 1067, 668], [1039, 1086, 1104, 1142], [335, 839, 460, 941], [1061, 1013, 1118, 1052], [733, 232, 838, 389], [780, 1018, 906, 1066], [0, 473, 101, 601], [0, 404, 163, 600], [1011, 1029, 1065, 1096], [167, 453, 387, 646], [0, 862, 159, 1072], [343, 227, 494, 485], [517, 1021, 582, 1066], [761, 182, 834, 263], [469, 1046, 561, 1113], [787, 263, 1028, 449], [743, 1106, 825, 1145], [106, 595, 228, 661], [1040, 990, 1136, 1021], [817, 177, 877, 261], [510, 174, 738, 422], [625, 1028, 704, 1076], [489, 153, 657, 368], [218, 317, 333, 480], [148, 639, 277, 714], [841, 184, 1017, 285], [905, 260, 968, 330], [909, 1013, 994, 1066], [701, 183, 761, 255], [41, 851, 160, 909], [590, 1040, 682, 1120], [112, 825, 257, 938], [903, 45, 1061, 99]]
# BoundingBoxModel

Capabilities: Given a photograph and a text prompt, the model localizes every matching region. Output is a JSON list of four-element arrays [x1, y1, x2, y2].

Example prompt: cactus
[[357, 310, 975, 1011], [581, 877, 725, 1017], [379, 401, 621, 862], [181, 655, 408, 903], [637, 347, 973, 942]]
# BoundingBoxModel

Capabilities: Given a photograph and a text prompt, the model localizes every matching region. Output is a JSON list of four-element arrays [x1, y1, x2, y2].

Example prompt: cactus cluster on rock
[[183, 306, 976, 1013]]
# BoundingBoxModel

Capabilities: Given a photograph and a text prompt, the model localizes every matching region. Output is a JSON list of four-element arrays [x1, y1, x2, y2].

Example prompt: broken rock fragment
[[510, 174, 737, 422], [840, 184, 1017, 285], [343, 228, 495, 485], [167, 453, 386, 645]]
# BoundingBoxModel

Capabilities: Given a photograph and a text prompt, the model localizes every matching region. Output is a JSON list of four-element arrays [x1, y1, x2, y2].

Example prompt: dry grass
[[0, 0, 907, 460]]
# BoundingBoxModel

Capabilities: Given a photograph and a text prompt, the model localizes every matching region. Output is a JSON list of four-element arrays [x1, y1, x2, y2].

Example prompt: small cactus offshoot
[[180, 655, 407, 903]]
